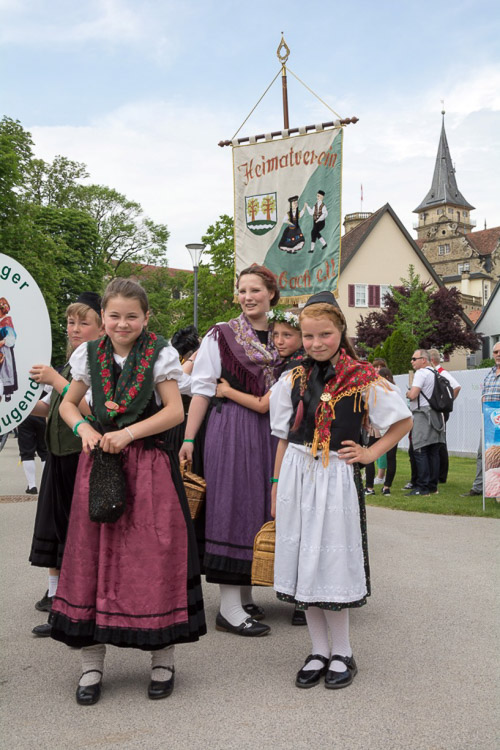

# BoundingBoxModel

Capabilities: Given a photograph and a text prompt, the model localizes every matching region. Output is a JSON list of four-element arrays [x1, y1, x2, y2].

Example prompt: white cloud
[[29, 65, 500, 270], [2, 0, 155, 44]]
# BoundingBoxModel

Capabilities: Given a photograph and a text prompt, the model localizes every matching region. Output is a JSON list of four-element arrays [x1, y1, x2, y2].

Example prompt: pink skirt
[[50, 441, 206, 650]]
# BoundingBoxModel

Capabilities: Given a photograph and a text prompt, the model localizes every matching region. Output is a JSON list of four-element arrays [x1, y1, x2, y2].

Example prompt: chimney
[[343, 212, 372, 234], [461, 270, 470, 296]]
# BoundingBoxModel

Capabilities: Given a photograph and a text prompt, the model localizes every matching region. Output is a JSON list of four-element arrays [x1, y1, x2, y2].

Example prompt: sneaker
[[374, 477, 384, 485], [402, 482, 413, 490], [26, 487, 38, 495], [382, 488, 391, 496], [35, 591, 54, 613], [460, 490, 481, 497], [405, 490, 430, 497], [364, 488, 375, 495]]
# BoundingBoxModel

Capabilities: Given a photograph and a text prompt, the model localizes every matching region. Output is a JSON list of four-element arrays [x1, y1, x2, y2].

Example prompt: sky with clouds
[[2, 0, 500, 269]]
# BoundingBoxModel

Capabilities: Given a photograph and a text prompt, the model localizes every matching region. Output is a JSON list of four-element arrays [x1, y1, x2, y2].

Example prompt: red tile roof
[[468, 309, 483, 325], [465, 226, 500, 256]]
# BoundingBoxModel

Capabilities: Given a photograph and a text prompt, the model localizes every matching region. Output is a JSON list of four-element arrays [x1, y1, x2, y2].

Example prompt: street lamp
[[185, 243, 205, 330]]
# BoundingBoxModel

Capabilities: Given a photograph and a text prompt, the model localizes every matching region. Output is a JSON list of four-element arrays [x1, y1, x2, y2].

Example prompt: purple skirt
[[203, 401, 277, 584], [50, 441, 206, 650]]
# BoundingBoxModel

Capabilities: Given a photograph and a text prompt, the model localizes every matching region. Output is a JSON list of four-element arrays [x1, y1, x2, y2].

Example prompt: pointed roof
[[413, 114, 475, 213], [340, 203, 442, 286]]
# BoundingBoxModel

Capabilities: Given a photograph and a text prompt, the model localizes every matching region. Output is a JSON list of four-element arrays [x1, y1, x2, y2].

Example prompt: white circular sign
[[0, 253, 52, 434]]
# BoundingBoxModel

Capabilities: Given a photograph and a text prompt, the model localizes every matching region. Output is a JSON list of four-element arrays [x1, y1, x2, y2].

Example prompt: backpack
[[418, 367, 454, 415]]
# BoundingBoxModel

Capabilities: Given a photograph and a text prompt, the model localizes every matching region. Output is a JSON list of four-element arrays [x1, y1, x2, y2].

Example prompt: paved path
[[0, 444, 498, 750]]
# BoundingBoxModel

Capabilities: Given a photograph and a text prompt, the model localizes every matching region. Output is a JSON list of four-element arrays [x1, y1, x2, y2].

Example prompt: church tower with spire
[[413, 112, 499, 310], [414, 111, 475, 243]]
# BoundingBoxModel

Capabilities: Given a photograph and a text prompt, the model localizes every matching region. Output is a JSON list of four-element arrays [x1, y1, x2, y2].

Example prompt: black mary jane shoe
[[295, 654, 329, 688], [76, 670, 103, 706], [215, 612, 270, 637], [324, 654, 358, 690], [242, 603, 266, 621], [291, 608, 307, 626], [148, 666, 175, 700]]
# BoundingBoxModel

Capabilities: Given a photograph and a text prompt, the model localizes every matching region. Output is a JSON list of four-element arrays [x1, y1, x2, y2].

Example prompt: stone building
[[413, 113, 500, 313]]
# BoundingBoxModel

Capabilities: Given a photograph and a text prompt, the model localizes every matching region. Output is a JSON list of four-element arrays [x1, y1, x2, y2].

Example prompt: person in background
[[428, 349, 461, 484], [180, 265, 281, 637], [405, 349, 446, 497], [28, 292, 103, 636], [461, 342, 500, 497], [17, 414, 48, 494]]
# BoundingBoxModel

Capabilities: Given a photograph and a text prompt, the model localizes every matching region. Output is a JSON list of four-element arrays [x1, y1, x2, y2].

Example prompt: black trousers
[[17, 416, 48, 462]]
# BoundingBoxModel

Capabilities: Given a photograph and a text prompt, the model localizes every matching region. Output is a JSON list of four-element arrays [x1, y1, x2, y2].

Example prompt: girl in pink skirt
[[52, 278, 206, 705]]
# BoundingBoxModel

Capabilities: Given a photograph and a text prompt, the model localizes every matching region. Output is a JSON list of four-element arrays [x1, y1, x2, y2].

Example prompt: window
[[437, 208, 444, 215], [463, 211, 468, 218], [448, 208, 454, 215], [484, 283, 489, 302], [380, 285, 391, 306], [355, 284, 367, 307], [458, 263, 470, 274], [438, 244, 450, 255]]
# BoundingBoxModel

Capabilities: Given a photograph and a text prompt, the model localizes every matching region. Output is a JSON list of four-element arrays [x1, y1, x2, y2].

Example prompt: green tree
[[387, 329, 418, 375], [389, 266, 436, 342], [131, 215, 240, 339], [0, 117, 171, 361]]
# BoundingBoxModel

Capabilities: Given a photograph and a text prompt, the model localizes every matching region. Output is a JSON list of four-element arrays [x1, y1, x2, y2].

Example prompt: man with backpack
[[428, 349, 461, 484], [405, 349, 449, 496]]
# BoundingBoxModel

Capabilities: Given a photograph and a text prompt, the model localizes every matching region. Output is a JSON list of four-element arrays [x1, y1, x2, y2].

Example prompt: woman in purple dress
[[179, 265, 281, 636]]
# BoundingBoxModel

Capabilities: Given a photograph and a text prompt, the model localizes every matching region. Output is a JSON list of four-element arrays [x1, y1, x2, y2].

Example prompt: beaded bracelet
[[270, 477, 279, 484], [61, 383, 70, 398], [124, 426, 134, 441], [72, 419, 87, 436]]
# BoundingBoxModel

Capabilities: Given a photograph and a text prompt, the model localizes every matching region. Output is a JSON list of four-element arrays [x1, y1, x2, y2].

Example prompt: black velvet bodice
[[288, 360, 365, 451]]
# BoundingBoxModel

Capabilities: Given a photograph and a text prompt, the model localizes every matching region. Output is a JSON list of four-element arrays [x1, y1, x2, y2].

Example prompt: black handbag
[[88, 447, 127, 523]]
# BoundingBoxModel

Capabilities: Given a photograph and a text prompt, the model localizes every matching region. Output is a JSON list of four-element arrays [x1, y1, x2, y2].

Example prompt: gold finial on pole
[[277, 33, 290, 66], [277, 33, 290, 129]]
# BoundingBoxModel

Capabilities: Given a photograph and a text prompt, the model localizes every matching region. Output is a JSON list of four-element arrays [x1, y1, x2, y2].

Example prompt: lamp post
[[185, 243, 205, 330]]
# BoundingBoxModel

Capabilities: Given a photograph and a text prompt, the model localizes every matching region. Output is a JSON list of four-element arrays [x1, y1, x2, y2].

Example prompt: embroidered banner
[[233, 128, 343, 303]]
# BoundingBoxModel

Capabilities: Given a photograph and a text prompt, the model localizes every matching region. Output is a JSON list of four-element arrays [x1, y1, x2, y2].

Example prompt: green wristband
[[183, 438, 195, 443], [72, 419, 87, 436], [61, 383, 70, 397], [270, 477, 279, 484]]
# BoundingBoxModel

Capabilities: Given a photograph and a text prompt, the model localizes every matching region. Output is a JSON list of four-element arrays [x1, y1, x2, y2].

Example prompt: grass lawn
[[364, 451, 500, 518]]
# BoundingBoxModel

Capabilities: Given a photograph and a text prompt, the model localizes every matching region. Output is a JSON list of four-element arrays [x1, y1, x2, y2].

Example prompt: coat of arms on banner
[[233, 128, 343, 303], [245, 193, 277, 235]]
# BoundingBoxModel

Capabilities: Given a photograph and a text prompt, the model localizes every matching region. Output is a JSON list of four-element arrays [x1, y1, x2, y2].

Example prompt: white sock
[[219, 584, 247, 626], [324, 609, 352, 671], [240, 586, 254, 607], [319, 237, 326, 247], [151, 645, 175, 682], [79, 644, 106, 686], [23, 460, 36, 489], [303, 607, 330, 670], [48, 574, 59, 598], [310, 242, 315, 252]]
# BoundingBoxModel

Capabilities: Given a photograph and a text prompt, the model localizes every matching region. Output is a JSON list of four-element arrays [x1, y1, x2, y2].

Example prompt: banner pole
[[277, 34, 290, 130]]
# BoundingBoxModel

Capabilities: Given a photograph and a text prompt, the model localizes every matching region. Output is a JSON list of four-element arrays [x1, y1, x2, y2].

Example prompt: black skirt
[[29, 452, 80, 569]]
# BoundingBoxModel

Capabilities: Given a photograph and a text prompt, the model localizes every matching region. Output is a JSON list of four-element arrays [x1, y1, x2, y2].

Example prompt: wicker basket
[[180, 460, 206, 520], [251, 520, 276, 587]]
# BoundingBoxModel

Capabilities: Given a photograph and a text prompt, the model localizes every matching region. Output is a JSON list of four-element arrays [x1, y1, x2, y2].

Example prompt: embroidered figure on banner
[[245, 193, 278, 236], [278, 195, 305, 254], [303, 190, 328, 253]]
